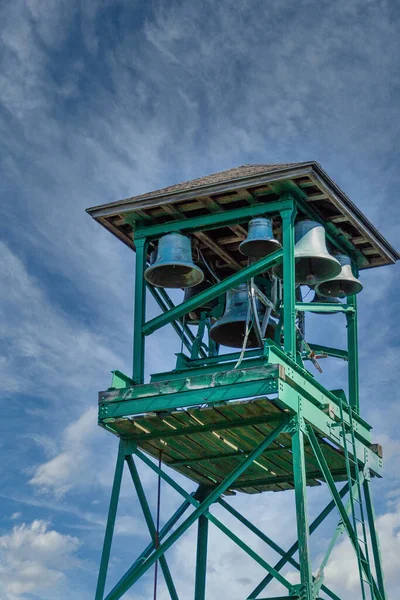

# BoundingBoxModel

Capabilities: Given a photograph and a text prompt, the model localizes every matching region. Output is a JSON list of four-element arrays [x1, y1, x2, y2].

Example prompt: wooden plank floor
[[108, 397, 349, 493]]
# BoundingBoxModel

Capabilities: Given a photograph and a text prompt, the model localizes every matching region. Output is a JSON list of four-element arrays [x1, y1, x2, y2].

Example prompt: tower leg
[[125, 455, 179, 600], [363, 477, 387, 600], [292, 417, 314, 600], [194, 514, 209, 600], [95, 443, 125, 600]]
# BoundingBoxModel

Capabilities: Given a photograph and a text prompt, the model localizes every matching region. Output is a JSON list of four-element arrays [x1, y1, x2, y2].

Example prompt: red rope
[[153, 451, 162, 600]]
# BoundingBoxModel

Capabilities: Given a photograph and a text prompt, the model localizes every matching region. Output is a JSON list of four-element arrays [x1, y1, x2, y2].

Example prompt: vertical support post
[[95, 442, 125, 600], [363, 477, 387, 600], [346, 292, 359, 413], [280, 200, 296, 359], [194, 514, 209, 600], [133, 237, 147, 384], [292, 413, 314, 600], [191, 312, 207, 360]]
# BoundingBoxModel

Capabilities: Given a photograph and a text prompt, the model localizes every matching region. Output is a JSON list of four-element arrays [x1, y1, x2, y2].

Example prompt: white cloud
[[29, 407, 105, 496], [0, 242, 124, 400], [322, 496, 400, 597], [0, 520, 80, 600]]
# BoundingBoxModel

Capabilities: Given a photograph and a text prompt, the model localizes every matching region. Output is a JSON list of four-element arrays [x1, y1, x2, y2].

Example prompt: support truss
[[94, 192, 387, 600], [94, 410, 386, 600]]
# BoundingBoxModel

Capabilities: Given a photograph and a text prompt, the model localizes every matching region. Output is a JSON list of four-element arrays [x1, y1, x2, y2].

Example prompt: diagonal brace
[[306, 425, 383, 600], [247, 483, 350, 600], [105, 418, 289, 599], [125, 456, 179, 600], [142, 248, 283, 335], [134, 448, 295, 591]]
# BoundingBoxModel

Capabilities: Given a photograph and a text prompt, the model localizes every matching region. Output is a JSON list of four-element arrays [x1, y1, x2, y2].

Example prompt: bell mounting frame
[[87, 162, 397, 600]]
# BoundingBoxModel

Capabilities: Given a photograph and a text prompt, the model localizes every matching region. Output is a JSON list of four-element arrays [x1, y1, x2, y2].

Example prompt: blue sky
[[0, 0, 399, 598]]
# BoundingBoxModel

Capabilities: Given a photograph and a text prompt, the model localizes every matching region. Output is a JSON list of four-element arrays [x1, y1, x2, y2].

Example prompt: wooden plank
[[307, 192, 328, 202], [362, 248, 380, 256], [353, 236, 368, 245], [194, 231, 242, 270]]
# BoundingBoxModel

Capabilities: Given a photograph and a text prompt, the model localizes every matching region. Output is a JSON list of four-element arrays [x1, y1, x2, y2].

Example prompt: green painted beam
[[104, 493, 192, 598], [295, 302, 354, 313], [306, 425, 383, 600], [248, 483, 349, 600], [95, 444, 125, 600], [125, 456, 179, 600], [134, 446, 295, 592], [99, 366, 279, 419], [292, 420, 313, 600], [219, 499, 301, 572], [133, 198, 294, 240], [194, 513, 208, 600], [281, 204, 296, 358], [363, 478, 387, 600], [150, 355, 269, 381], [148, 285, 196, 356], [132, 238, 147, 384], [104, 419, 289, 600], [142, 249, 284, 336], [183, 347, 264, 367], [346, 294, 360, 413]]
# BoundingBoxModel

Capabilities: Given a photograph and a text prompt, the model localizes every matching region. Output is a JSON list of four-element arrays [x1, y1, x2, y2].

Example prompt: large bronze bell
[[209, 284, 275, 348], [144, 233, 204, 289], [315, 253, 363, 298], [239, 218, 281, 258], [273, 219, 341, 285]]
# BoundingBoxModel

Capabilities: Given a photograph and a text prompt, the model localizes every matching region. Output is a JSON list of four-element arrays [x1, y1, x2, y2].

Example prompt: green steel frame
[[95, 194, 387, 599]]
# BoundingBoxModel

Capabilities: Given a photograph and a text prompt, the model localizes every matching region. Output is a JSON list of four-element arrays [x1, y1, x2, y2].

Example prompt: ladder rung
[[355, 517, 364, 524], [357, 537, 367, 545]]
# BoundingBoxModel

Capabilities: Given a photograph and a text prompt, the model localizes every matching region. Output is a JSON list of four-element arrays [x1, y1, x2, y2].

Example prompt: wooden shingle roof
[[87, 161, 398, 273]]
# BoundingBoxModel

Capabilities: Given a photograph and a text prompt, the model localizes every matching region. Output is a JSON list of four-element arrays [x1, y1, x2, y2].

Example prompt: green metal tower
[[87, 162, 398, 600]]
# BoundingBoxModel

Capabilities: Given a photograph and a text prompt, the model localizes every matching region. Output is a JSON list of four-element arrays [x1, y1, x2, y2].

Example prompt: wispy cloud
[[1, 0, 399, 597]]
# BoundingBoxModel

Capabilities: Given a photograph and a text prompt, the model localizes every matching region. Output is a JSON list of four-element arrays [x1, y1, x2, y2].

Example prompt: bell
[[209, 284, 275, 348], [239, 218, 281, 258], [184, 280, 219, 323], [310, 291, 341, 314], [144, 233, 204, 289], [273, 219, 341, 285], [315, 254, 363, 298]]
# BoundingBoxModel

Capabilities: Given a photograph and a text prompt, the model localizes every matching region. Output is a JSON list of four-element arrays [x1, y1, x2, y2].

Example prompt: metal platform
[[99, 344, 382, 495]]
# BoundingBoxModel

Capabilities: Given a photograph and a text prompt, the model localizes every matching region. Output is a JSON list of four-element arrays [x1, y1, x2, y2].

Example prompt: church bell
[[273, 219, 341, 285], [144, 233, 204, 289], [315, 253, 363, 298], [239, 218, 281, 258], [209, 283, 275, 348]]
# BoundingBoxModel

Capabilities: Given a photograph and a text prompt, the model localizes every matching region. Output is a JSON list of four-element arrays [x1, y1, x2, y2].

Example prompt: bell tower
[[87, 162, 398, 600]]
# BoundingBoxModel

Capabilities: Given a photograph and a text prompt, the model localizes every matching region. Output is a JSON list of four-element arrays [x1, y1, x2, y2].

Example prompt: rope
[[153, 451, 162, 600]]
